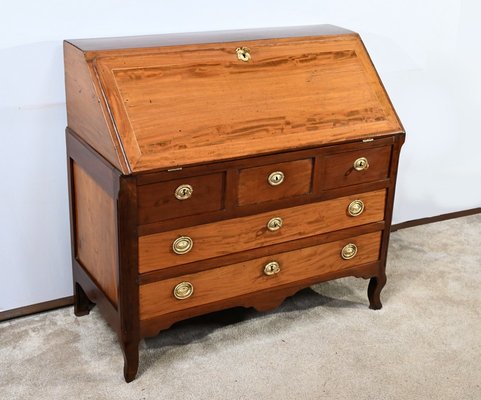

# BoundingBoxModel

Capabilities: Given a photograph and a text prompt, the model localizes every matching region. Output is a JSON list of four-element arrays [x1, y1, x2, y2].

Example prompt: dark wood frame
[[5, 201, 480, 324], [64, 125, 404, 382]]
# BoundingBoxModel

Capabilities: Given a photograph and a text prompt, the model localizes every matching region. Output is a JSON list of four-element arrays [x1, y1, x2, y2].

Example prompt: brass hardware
[[173, 281, 194, 300], [341, 243, 358, 260], [347, 200, 365, 217], [362, 138, 374, 143], [268, 171, 284, 186], [236, 47, 251, 62], [264, 261, 281, 276], [267, 217, 283, 232], [172, 236, 193, 255], [353, 157, 369, 171], [175, 184, 193, 200], [167, 167, 183, 172]]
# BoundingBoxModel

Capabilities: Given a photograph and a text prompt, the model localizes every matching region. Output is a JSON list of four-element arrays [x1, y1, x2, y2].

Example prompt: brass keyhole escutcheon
[[268, 171, 284, 186], [353, 157, 369, 171], [341, 243, 358, 260], [267, 217, 283, 232], [264, 261, 281, 276], [175, 184, 193, 200], [172, 236, 193, 255], [236, 47, 251, 62], [173, 281, 194, 300], [347, 200, 365, 217]]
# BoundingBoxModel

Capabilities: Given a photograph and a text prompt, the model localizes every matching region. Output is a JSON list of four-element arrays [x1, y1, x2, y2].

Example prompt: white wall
[[1, 0, 480, 311]]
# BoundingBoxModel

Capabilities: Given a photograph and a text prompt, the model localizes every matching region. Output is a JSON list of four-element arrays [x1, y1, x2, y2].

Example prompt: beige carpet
[[1, 215, 481, 399]]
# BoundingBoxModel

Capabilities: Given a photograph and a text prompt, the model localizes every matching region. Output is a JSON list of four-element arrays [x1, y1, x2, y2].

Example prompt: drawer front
[[237, 158, 313, 206], [137, 172, 225, 224], [140, 231, 382, 319], [138, 189, 385, 273], [322, 145, 391, 189]]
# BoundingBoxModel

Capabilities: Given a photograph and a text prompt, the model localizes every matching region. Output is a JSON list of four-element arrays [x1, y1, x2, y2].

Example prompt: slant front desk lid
[[64, 25, 403, 174]]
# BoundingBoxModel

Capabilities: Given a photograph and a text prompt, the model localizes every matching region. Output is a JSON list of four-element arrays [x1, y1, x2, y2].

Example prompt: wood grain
[[64, 43, 127, 173], [137, 172, 225, 224], [321, 144, 392, 189], [140, 231, 382, 319], [138, 190, 385, 273], [140, 261, 380, 336], [73, 162, 118, 305], [237, 158, 313, 206], [92, 35, 402, 172], [67, 25, 354, 52]]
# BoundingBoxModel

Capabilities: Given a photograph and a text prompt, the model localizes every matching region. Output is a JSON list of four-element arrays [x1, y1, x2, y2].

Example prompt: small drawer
[[322, 145, 391, 190], [139, 231, 382, 320], [137, 173, 225, 224], [138, 190, 386, 273], [237, 158, 313, 206]]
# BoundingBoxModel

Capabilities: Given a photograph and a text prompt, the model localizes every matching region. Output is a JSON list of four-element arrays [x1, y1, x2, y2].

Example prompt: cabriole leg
[[121, 338, 140, 383], [368, 272, 386, 310]]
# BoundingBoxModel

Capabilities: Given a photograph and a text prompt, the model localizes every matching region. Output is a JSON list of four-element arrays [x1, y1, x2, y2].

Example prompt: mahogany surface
[[64, 25, 405, 382], [138, 190, 386, 272], [140, 231, 382, 320]]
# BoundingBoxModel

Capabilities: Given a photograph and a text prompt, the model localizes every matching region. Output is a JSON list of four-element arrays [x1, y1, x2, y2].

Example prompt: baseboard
[[0, 296, 74, 322], [391, 207, 481, 232], [2, 207, 480, 322]]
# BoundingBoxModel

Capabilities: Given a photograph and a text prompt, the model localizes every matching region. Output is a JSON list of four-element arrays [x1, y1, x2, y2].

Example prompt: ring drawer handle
[[175, 184, 193, 200], [347, 200, 365, 217], [267, 217, 283, 232], [173, 281, 194, 300], [268, 171, 284, 186], [341, 243, 358, 260], [236, 47, 251, 62], [264, 261, 281, 276], [353, 157, 369, 171], [172, 236, 193, 255]]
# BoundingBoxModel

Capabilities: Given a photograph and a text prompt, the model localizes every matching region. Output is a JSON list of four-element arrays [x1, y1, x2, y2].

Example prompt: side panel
[[64, 42, 127, 173], [72, 162, 119, 305]]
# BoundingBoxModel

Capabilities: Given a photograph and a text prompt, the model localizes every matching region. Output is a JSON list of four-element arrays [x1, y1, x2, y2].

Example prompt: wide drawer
[[137, 172, 225, 224], [138, 189, 386, 273], [237, 158, 313, 206], [321, 145, 391, 189], [140, 231, 382, 319]]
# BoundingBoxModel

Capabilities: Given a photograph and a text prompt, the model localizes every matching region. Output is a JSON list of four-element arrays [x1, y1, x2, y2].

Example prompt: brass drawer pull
[[172, 236, 193, 255], [341, 243, 358, 260], [174, 184, 193, 200], [268, 171, 284, 186], [173, 281, 194, 300], [264, 261, 281, 276], [236, 47, 251, 62], [353, 157, 369, 171], [347, 200, 365, 217], [267, 217, 283, 232]]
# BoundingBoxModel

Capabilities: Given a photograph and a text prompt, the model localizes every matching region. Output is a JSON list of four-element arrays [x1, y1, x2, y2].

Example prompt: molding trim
[[2, 207, 480, 322], [391, 207, 481, 232], [0, 296, 74, 322]]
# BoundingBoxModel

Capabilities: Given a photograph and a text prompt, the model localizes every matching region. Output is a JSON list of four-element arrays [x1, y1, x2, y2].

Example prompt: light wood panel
[[140, 231, 382, 319], [138, 190, 386, 273], [238, 158, 313, 206], [64, 43, 127, 173], [73, 163, 118, 305], [93, 35, 402, 172]]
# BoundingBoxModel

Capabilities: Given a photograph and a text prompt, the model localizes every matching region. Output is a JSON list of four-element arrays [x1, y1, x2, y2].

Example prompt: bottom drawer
[[139, 231, 382, 320]]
